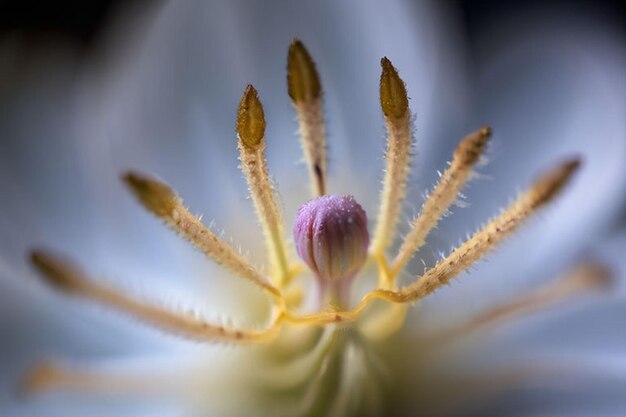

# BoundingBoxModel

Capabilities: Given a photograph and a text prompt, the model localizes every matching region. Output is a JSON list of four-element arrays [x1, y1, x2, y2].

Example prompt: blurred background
[[0, 1, 623, 61]]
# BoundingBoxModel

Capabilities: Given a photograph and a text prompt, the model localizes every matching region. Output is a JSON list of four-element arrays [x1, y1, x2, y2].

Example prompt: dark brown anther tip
[[380, 57, 409, 120], [287, 39, 322, 103], [237, 84, 266, 148]]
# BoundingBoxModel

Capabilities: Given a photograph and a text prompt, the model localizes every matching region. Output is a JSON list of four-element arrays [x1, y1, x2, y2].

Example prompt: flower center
[[294, 195, 369, 307]]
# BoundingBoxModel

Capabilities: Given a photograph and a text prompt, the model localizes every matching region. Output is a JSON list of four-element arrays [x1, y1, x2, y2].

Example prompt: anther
[[380, 57, 409, 120], [287, 38, 322, 103], [237, 84, 266, 149]]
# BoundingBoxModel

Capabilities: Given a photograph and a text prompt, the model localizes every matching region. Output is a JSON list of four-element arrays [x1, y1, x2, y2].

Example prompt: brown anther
[[287, 38, 321, 103], [123, 172, 178, 219], [454, 126, 491, 166], [531, 158, 581, 208], [237, 85, 266, 148], [380, 57, 409, 120], [30, 250, 86, 293]]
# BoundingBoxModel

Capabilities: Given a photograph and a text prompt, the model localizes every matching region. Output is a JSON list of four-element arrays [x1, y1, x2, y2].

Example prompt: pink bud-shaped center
[[294, 195, 369, 282]]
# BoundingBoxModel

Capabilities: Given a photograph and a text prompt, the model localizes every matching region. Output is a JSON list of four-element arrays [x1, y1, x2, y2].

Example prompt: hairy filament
[[282, 290, 392, 326], [237, 85, 291, 287], [427, 261, 612, 343], [370, 57, 412, 257], [392, 158, 581, 303], [31, 251, 281, 343], [123, 172, 280, 299], [288, 39, 327, 196], [391, 126, 491, 277]]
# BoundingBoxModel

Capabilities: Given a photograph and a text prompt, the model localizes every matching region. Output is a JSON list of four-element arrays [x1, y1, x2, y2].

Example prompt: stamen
[[22, 362, 70, 394], [123, 172, 280, 298], [370, 57, 412, 258], [30, 251, 280, 343], [287, 39, 327, 196], [428, 261, 612, 343], [385, 158, 581, 303], [237, 85, 291, 287], [22, 361, 166, 395], [391, 127, 491, 277]]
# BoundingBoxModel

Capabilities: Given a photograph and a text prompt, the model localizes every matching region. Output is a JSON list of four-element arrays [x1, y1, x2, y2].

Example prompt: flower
[[1, 1, 625, 416]]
